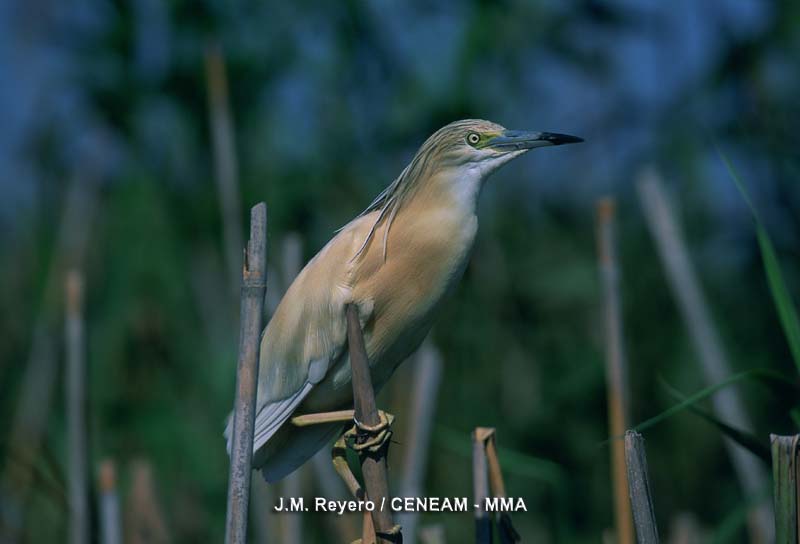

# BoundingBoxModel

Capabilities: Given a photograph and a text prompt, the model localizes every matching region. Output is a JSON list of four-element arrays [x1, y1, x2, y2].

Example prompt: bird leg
[[331, 433, 363, 499], [289, 408, 396, 485], [290, 409, 398, 543], [290, 409, 355, 427], [290, 409, 395, 454]]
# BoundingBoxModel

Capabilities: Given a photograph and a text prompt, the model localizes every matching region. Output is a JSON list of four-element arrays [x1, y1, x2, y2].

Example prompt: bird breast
[[341, 200, 479, 387]]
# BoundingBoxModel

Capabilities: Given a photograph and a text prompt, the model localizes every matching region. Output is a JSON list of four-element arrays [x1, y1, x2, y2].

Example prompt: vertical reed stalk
[[769, 434, 799, 544], [126, 460, 170, 544], [596, 198, 635, 544], [473, 427, 493, 544], [98, 460, 122, 544], [624, 431, 659, 544], [278, 234, 304, 544], [224, 203, 268, 544], [637, 168, 772, 543], [66, 270, 89, 544], [398, 341, 443, 544], [345, 303, 399, 543], [205, 42, 244, 299]]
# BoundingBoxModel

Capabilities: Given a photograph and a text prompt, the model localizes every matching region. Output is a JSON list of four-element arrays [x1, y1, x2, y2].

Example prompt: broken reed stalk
[[224, 203, 268, 544], [345, 303, 398, 544], [205, 42, 244, 299], [66, 270, 89, 544], [473, 427, 493, 544], [595, 198, 635, 544], [483, 430, 520, 543], [637, 169, 772, 543], [769, 434, 799, 544], [624, 431, 659, 544], [98, 460, 122, 544]]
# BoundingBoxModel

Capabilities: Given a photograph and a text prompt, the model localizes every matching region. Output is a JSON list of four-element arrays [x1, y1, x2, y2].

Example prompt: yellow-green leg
[[291, 409, 398, 543], [290, 409, 395, 484]]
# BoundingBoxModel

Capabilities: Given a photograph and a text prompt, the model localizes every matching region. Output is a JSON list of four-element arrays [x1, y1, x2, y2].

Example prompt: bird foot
[[346, 410, 395, 454]]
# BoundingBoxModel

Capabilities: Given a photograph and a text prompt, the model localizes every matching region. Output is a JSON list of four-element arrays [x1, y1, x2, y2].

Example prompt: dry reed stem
[[596, 197, 635, 544], [637, 169, 772, 543], [397, 342, 443, 544], [624, 431, 659, 544], [345, 303, 399, 543], [473, 427, 493, 544], [205, 42, 244, 300], [126, 460, 170, 544], [98, 460, 122, 544], [769, 434, 799, 544], [224, 203, 268, 544], [66, 270, 89, 544]]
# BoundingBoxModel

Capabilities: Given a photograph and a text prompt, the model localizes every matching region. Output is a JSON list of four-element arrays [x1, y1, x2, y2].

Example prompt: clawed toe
[[347, 410, 395, 454]]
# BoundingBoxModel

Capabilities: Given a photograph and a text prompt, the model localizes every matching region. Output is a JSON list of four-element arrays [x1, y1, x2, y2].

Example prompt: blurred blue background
[[1, 0, 798, 542]]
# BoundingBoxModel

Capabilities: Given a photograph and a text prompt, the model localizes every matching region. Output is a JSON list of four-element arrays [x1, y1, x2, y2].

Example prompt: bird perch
[[345, 303, 400, 544], [624, 431, 659, 544], [224, 203, 268, 544]]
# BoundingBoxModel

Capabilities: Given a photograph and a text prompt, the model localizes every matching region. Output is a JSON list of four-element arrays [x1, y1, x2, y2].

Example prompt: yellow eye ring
[[467, 132, 480, 145]]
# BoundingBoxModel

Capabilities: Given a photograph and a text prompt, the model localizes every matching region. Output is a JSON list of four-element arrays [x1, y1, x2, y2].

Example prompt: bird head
[[420, 119, 583, 178], [351, 119, 583, 261]]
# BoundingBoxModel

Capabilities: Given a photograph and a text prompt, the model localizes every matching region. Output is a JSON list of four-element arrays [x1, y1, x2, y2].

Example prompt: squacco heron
[[225, 119, 582, 483]]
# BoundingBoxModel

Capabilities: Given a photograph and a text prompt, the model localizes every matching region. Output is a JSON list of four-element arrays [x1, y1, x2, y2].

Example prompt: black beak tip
[[541, 132, 584, 145]]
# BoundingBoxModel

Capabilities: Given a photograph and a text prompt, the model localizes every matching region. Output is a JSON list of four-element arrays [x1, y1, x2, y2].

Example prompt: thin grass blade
[[718, 150, 800, 374]]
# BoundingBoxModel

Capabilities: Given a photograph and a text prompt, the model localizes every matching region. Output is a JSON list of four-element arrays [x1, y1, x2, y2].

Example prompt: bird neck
[[410, 166, 485, 217]]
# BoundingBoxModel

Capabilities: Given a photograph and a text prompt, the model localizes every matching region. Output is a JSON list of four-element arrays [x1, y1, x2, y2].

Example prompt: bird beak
[[487, 130, 584, 151]]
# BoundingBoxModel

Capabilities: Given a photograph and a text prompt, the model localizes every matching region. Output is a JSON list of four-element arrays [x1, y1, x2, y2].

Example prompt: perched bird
[[225, 119, 582, 482]]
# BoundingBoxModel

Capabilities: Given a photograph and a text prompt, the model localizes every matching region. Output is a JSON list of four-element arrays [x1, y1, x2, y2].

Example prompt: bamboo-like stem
[[397, 341, 443, 544], [624, 431, 659, 544], [473, 427, 493, 544], [224, 203, 268, 544], [98, 460, 122, 544], [66, 270, 89, 544], [769, 434, 799, 544], [637, 169, 772, 543], [595, 198, 635, 544], [205, 42, 244, 299], [345, 303, 398, 543]]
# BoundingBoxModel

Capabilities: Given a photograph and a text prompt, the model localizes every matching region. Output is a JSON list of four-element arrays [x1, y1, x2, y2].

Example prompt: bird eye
[[467, 132, 480, 145]]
